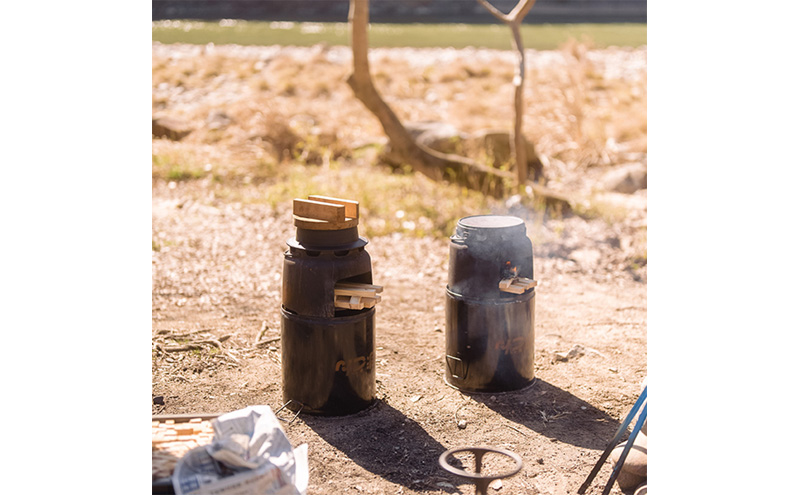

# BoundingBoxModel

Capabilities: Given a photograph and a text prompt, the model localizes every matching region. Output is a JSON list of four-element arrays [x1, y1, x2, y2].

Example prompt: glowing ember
[[504, 261, 518, 277]]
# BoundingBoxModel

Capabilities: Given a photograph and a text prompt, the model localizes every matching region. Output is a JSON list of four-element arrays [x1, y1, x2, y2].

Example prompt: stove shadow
[[302, 400, 457, 493], [465, 379, 621, 450]]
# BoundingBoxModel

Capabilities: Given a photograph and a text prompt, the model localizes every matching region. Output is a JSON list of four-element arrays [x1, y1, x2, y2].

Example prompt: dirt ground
[[152, 43, 647, 495]]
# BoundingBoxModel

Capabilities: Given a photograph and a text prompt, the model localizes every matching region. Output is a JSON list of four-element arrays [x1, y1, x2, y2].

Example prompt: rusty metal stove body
[[280, 196, 381, 416], [445, 215, 537, 393]]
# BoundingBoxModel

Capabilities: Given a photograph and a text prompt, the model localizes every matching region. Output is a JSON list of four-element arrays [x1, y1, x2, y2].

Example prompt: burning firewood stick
[[500, 283, 526, 294], [499, 276, 538, 294], [515, 277, 537, 287]]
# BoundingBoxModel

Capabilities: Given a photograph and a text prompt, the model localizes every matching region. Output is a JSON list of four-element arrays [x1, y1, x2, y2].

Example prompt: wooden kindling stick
[[292, 195, 360, 230], [307, 195, 359, 220], [499, 276, 538, 294], [334, 282, 383, 309], [293, 198, 346, 222]]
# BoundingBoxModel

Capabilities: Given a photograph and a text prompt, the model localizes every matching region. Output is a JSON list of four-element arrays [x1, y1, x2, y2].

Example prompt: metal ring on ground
[[439, 446, 523, 495]]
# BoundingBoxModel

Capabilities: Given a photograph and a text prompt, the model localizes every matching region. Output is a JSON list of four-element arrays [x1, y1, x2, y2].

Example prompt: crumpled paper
[[172, 406, 308, 495]]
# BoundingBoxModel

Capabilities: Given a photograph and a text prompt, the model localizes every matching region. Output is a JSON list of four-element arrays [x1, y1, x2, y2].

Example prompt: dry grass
[[152, 42, 646, 237]]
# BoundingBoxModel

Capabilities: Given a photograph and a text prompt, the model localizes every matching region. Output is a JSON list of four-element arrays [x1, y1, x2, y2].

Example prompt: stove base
[[281, 307, 376, 416], [444, 289, 535, 393]]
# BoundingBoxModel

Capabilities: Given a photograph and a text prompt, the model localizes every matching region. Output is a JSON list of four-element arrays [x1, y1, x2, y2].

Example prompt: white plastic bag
[[173, 406, 308, 495]]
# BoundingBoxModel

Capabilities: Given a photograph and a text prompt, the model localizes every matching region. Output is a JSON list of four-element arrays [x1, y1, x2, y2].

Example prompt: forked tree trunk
[[347, 0, 510, 197], [346, 0, 571, 211]]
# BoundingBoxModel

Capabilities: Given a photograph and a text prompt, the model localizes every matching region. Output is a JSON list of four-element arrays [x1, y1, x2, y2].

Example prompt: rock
[[611, 431, 647, 477], [389, 124, 547, 183], [569, 248, 602, 269], [591, 191, 648, 215], [489, 479, 503, 490], [153, 395, 165, 405], [152, 117, 192, 141], [555, 344, 586, 362], [466, 129, 545, 182], [614, 470, 646, 492], [607, 432, 647, 491], [381, 121, 466, 167], [207, 110, 233, 130], [405, 121, 467, 155], [505, 194, 523, 209], [602, 162, 647, 194]]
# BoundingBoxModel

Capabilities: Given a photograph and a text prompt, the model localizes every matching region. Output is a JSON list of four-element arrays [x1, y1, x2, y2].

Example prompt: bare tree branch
[[348, 0, 372, 84], [510, 22, 527, 185], [509, 0, 537, 20], [475, 0, 510, 23], [477, 0, 538, 186]]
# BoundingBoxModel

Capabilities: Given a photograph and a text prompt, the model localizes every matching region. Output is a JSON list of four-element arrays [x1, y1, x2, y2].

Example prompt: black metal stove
[[444, 215, 537, 393], [280, 196, 381, 416]]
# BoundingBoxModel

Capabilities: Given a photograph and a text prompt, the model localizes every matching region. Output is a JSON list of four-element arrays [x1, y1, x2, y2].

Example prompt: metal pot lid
[[454, 215, 526, 243]]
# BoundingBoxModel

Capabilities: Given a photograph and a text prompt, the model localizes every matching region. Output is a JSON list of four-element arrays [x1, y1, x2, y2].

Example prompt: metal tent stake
[[578, 385, 647, 494]]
